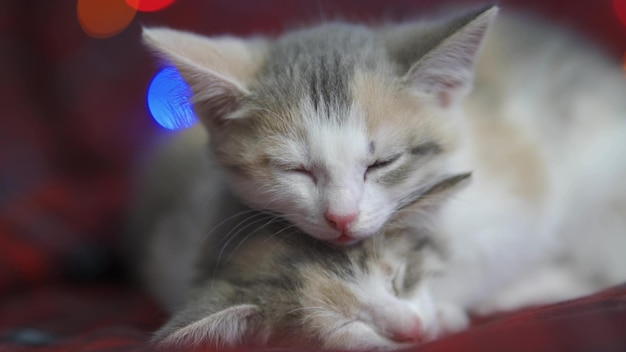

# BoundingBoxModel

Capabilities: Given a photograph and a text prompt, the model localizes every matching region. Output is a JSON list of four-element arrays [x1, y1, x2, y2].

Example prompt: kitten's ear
[[142, 28, 268, 128], [403, 6, 497, 107], [153, 304, 263, 348]]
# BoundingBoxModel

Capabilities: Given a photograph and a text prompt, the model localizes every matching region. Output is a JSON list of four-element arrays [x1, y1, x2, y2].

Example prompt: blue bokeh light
[[147, 66, 197, 130]]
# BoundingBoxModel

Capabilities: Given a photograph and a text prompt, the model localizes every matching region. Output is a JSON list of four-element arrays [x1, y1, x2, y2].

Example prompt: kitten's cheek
[[348, 220, 383, 241]]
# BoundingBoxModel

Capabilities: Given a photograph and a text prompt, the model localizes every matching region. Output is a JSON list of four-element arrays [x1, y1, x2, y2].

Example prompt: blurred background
[[5, 0, 625, 286], [0, 0, 626, 347]]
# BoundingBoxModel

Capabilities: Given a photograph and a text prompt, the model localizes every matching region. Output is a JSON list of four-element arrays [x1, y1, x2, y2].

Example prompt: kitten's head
[[143, 6, 497, 244], [153, 221, 443, 350]]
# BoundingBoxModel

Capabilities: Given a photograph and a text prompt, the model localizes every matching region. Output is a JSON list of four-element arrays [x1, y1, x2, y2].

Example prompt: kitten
[[139, 7, 489, 246], [132, 4, 626, 349], [151, 209, 448, 350]]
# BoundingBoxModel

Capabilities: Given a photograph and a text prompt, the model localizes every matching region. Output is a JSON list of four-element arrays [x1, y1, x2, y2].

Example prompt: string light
[[84, 1, 626, 131], [125, 0, 176, 12], [77, 0, 176, 38], [614, 0, 626, 27], [77, 0, 184, 129], [147, 67, 198, 130], [612, 0, 626, 74], [77, 0, 136, 39]]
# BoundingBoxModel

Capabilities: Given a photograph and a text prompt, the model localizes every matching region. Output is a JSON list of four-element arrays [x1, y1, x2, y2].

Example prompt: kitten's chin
[[329, 236, 362, 246], [307, 231, 362, 246], [326, 230, 376, 246], [292, 217, 376, 245]]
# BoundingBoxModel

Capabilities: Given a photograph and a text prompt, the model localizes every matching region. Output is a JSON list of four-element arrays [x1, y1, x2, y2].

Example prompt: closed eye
[[289, 167, 308, 174], [410, 142, 441, 156], [367, 154, 402, 173], [288, 167, 317, 183], [268, 157, 315, 181]]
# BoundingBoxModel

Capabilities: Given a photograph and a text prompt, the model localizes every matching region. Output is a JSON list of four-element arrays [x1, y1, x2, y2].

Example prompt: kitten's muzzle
[[325, 211, 360, 245], [385, 317, 422, 344], [325, 211, 357, 233]]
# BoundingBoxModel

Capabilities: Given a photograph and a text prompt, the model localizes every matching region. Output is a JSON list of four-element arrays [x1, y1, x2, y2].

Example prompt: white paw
[[438, 304, 470, 334], [423, 303, 470, 341]]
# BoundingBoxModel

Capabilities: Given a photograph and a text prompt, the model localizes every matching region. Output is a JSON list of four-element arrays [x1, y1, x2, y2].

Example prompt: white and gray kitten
[[151, 208, 451, 350], [132, 4, 626, 350]]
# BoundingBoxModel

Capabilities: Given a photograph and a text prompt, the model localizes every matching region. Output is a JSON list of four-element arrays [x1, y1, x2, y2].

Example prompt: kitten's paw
[[423, 304, 470, 340], [438, 304, 470, 334]]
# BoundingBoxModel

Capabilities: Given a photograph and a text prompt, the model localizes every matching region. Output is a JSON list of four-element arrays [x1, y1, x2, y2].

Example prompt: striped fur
[[133, 5, 626, 350]]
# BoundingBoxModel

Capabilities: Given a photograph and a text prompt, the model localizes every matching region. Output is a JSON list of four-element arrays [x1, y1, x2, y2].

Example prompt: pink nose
[[388, 318, 422, 344], [325, 212, 357, 232]]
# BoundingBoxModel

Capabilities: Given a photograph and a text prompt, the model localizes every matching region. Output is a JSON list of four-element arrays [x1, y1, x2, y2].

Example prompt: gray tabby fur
[[130, 5, 626, 350]]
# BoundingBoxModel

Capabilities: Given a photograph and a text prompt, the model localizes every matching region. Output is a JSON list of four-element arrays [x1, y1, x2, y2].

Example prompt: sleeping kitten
[[140, 7, 489, 246], [151, 209, 448, 350], [132, 4, 626, 349], [148, 174, 622, 350], [140, 4, 626, 250]]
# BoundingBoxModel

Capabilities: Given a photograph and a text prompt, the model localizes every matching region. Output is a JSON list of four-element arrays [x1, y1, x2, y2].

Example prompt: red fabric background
[[1, 0, 625, 351]]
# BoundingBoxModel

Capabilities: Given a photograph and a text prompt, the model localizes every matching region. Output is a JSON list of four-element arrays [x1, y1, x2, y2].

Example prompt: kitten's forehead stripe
[[308, 53, 351, 119], [255, 23, 389, 122], [378, 162, 417, 186], [402, 264, 422, 292], [410, 142, 442, 155], [377, 143, 444, 185]]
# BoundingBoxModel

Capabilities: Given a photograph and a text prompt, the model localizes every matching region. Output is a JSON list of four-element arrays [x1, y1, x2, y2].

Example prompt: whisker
[[209, 215, 275, 286], [301, 289, 332, 308], [262, 224, 300, 244], [214, 212, 268, 246], [317, 318, 357, 343], [223, 216, 282, 263], [287, 306, 327, 315], [277, 228, 301, 243], [300, 310, 336, 326]]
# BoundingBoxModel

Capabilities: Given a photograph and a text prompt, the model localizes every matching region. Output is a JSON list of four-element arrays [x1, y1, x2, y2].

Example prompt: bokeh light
[[614, 0, 626, 27], [77, 0, 137, 39], [125, 0, 176, 12], [147, 67, 197, 130]]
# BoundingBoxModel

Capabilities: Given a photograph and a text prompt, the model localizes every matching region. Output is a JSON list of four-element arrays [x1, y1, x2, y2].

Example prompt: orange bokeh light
[[613, 0, 626, 27], [125, 0, 176, 12], [77, 0, 137, 38]]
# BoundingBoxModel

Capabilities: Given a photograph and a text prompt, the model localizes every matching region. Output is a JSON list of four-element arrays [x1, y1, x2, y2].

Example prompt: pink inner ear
[[438, 91, 452, 108], [191, 78, 246, 129], [158, 304, 262, 348], [436, 80, 463, 108], [404, 8, 496, 108]]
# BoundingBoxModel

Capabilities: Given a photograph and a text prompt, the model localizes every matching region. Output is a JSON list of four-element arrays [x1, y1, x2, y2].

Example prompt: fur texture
[[152, 211, 443, 350], [130, 5, 626, 350]]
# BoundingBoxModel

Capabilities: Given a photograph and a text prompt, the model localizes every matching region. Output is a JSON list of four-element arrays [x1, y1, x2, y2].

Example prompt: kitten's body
[[434, 15, 626, 314], [132, 6, 626, 349], [152, 210, 441, 350]]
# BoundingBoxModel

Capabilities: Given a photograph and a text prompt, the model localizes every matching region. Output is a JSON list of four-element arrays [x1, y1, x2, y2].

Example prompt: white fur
[[320, 265, 422, 350], [160, 304, 260, 348], [137, 7, 626, 350]]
